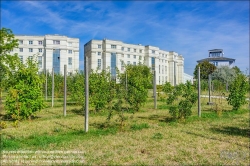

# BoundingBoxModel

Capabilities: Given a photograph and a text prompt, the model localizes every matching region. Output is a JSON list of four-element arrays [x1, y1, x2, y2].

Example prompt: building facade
[[84, 39, 185, 85], [197, 49, 235, 67], [11, 35, 79, 75]]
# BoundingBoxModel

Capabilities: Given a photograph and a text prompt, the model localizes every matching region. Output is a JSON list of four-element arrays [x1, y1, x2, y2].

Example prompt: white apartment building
[[84, 39, 185, 85], [11, 35, 79, 75]]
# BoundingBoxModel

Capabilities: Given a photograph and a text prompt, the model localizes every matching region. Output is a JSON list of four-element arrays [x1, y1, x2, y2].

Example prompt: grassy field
[[0, 94, 249, 165]]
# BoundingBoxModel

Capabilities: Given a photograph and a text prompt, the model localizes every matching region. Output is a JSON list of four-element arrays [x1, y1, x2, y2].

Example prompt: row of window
[[158, 65, 168, 74], [19, 40, 43, 45], [97, 59, 138, 70], [19, 40, 73, 46], [19, 56, 73, 69], [97, 45, 168, 58], [159, 76, 168, 84], [18, 48, 73, 54], [19, 48, 43, 53]]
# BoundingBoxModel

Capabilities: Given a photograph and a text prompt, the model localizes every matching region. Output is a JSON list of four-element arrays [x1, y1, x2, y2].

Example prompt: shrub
[[4, 56, 44, 120], [227, 74, 249, 110]]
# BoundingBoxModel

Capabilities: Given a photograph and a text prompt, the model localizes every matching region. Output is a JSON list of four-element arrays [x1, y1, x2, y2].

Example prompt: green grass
[[0, 93, 249, 165]]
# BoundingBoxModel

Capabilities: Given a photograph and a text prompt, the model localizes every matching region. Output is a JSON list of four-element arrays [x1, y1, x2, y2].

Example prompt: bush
[[227, 74, 248, 110], [4, 57, 44, 120], [167, 81, 197, 120]]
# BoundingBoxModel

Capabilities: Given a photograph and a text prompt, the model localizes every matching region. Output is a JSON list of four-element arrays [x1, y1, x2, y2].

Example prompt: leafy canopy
[[193, 61, 216, 79], [5, 56, 45, 120]]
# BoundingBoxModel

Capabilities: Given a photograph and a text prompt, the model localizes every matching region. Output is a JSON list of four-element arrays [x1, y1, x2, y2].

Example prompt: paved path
[[201, 95, 250, 101]]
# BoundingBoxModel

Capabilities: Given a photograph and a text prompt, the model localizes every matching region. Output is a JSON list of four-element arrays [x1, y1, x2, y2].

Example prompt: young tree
[[227, 74, 249, 111], [68, 71, 85, 106], [211, 65, 236, 84], [193, 61, 216, 79], [119, 64, 152, 112], [232, 66, 242, 75], [0, 28, 19, 107], [167, 81, 197, 119], [5, 55, 44, 120], [89, 69, 112, 113]]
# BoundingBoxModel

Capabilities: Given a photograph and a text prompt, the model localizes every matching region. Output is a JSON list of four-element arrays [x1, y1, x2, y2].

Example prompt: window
[[139, 56, 142, 60], [139, 50, 142, 53], [29, 56, 33, 60], [68, 50, 72, 54], [38, 41, 43, 45], [29, 40, 33, 45], [133, 55, 136, 59], [19, 40, 23, 45], [19, 56, 23, 64], [121, 61, 124, 71], [39, 48, 42, 53], [162, 65, 164, 74], [152, 50, 155, 54], [127, 54, 130, 58], [165, 66, 167, 74], [68, 57, 72, 69], [53, 40, 60, 44], [68, 42, 72, 46], [98, 44, 101, 48], [111, 53, 116, 79], [133, 62, 136, 65], [127, 61, 130, 65], [151, 57, 155, 71], [97, 59, 101, 69], [134, 49, 136, 52], [19, 48, 23, 52], [165, 76, 167, 82], [159, 65, 160, 73], [159, 76, 160, 84], [127, 48, 130, 52], [53, 49, 60, 74], [111, 45, 116, 49], [121, 47, 124, 51], [121, 54, 124, 58], [38, 56, 42, 68], [98, 52, 101, 56], [29, 48, 33, 52]]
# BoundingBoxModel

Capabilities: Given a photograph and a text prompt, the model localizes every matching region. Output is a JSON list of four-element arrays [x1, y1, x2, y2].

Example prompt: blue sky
[[1, 1, 249, 75]]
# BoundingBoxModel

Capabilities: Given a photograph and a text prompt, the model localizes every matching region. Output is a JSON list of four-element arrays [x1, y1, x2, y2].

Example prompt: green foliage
[[119, 64, 152, 112], [167, 81, 197, 119], [227, 74, 249, 110], [4, 56, 44, 120], [232, 66, 242, 75], [211, 66, 236, 84], [130, 123, 149, 131], [68, 71, 85, 106], [166, 83, 186, 105], [0, 28, 19, 107], [193, 61, 216, 79], [89, 69, 112, 112], [162, 82, 173, 94]]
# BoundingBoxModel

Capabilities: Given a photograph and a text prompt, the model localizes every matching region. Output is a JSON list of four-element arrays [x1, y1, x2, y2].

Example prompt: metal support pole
[[52, 68, 54, 107], [85, 56, 89, 132], [45, 69, 47, 101], [63, 65, 67, 117], [153, 70, 157, 109], [198, 67, 201, 117], [208, 74, 211, 103], [125, 72, 128, 92], [207, 74, 213, 105]]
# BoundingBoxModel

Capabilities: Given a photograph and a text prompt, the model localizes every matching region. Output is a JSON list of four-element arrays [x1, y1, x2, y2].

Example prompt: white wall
[[84, 39, 185, 85]]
